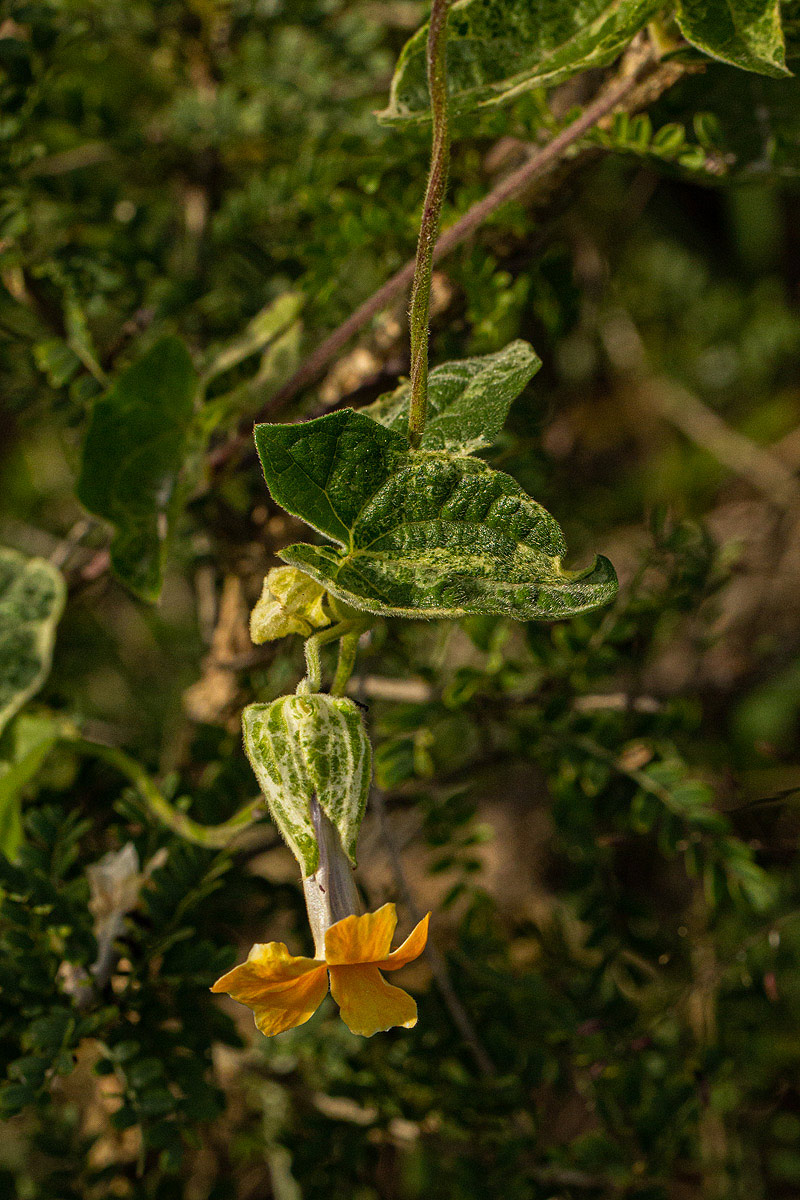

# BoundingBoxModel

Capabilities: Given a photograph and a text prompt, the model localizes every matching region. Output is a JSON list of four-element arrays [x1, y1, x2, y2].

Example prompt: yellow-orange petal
[[374, 911, 430, 971], [325, 903, 397, 966], [248, 966, 328, 1036], [329, 964, 417, 1037], [212, 941, 324, 992], [211, 942, 328, 1037]]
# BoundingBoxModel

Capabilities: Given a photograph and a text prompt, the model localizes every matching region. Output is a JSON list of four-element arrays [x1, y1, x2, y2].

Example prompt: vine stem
[[407, 0, 452, 450], [69, 737, 263, 848], [300, 620, 365, 693]]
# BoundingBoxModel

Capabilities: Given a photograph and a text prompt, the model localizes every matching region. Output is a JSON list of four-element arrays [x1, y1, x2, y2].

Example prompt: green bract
[[254, 407, 617, 621], [242, 694, 371, 877], [0, 547, 65, 738], [379, 0, 662, 124]]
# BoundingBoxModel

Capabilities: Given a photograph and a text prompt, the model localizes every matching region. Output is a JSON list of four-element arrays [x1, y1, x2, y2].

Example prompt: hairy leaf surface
[[0, 548, 65, 738], [255, 410, 617, 620], [243, 695, 371, 876], [77, 338, 198, 602], [677, 0, 789, 76], [363, 341, 540, 451], [380, 0, 661, 123]]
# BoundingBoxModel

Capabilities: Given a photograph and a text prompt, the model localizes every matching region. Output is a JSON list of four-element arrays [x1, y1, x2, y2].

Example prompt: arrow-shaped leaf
[[255, 409, 617, 620], [363, 340, 541, 452]]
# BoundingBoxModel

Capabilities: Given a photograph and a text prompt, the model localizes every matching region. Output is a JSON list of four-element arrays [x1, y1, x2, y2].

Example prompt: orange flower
[[211, 903, 429, 1037]]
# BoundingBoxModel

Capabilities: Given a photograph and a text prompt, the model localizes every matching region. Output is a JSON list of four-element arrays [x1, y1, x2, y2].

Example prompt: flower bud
[[249, 566, 330, 644]]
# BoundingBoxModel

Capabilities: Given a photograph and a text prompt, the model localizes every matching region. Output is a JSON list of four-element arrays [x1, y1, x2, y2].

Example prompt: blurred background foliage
[[2, 1, 800, 1198]]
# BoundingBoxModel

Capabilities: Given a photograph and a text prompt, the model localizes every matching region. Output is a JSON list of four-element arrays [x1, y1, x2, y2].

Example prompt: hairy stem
[[331, 630, 361, 696], [301, 619, 369, 694], [301, 625, 344, 692], [407, 0, 452, 450]]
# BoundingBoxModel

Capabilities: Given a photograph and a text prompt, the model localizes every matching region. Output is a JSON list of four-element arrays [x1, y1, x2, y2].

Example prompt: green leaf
[[243, 694, 372, 875], [77, 338, 198, 602], [677, 0, 790, 76], [199, 318, 302, 436], [379, 0, 662, 124], [0, 714, 62, 862], [202, 292, 303, 383], [659, 64, 800, 177], [362, 340, 541, 451], [33, 338, 81, 388], [254, 409, 617, 620], [0, 548, 65, 739]]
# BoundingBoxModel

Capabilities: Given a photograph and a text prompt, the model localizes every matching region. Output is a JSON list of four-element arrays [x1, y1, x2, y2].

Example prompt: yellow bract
[[249, 566, 330, 643], [211, 903, 430, 1038]]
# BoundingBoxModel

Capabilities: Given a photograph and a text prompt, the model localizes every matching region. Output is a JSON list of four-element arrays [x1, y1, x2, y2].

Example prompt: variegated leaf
[[0, 547, 66, 737], [242, 694, 371, 876], [254, 410, 617, 621], [362, 341, 540, 452], [677, 0, 790, 77], [379, 0, 662, 124]]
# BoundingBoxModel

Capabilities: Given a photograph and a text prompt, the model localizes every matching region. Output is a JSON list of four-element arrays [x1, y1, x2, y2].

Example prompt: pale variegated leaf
[[379, 0, 661, 124], [677, 0, 790, 77], [243, 694, 372, 876], [363, 340, 540, 452], [0, 548, 65, 738], [254, 409, 617, 621]]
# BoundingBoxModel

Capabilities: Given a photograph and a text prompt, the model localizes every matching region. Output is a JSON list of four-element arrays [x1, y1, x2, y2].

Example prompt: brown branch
[[208, 54, 659, 470], [371, 787, 497, 1078]]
